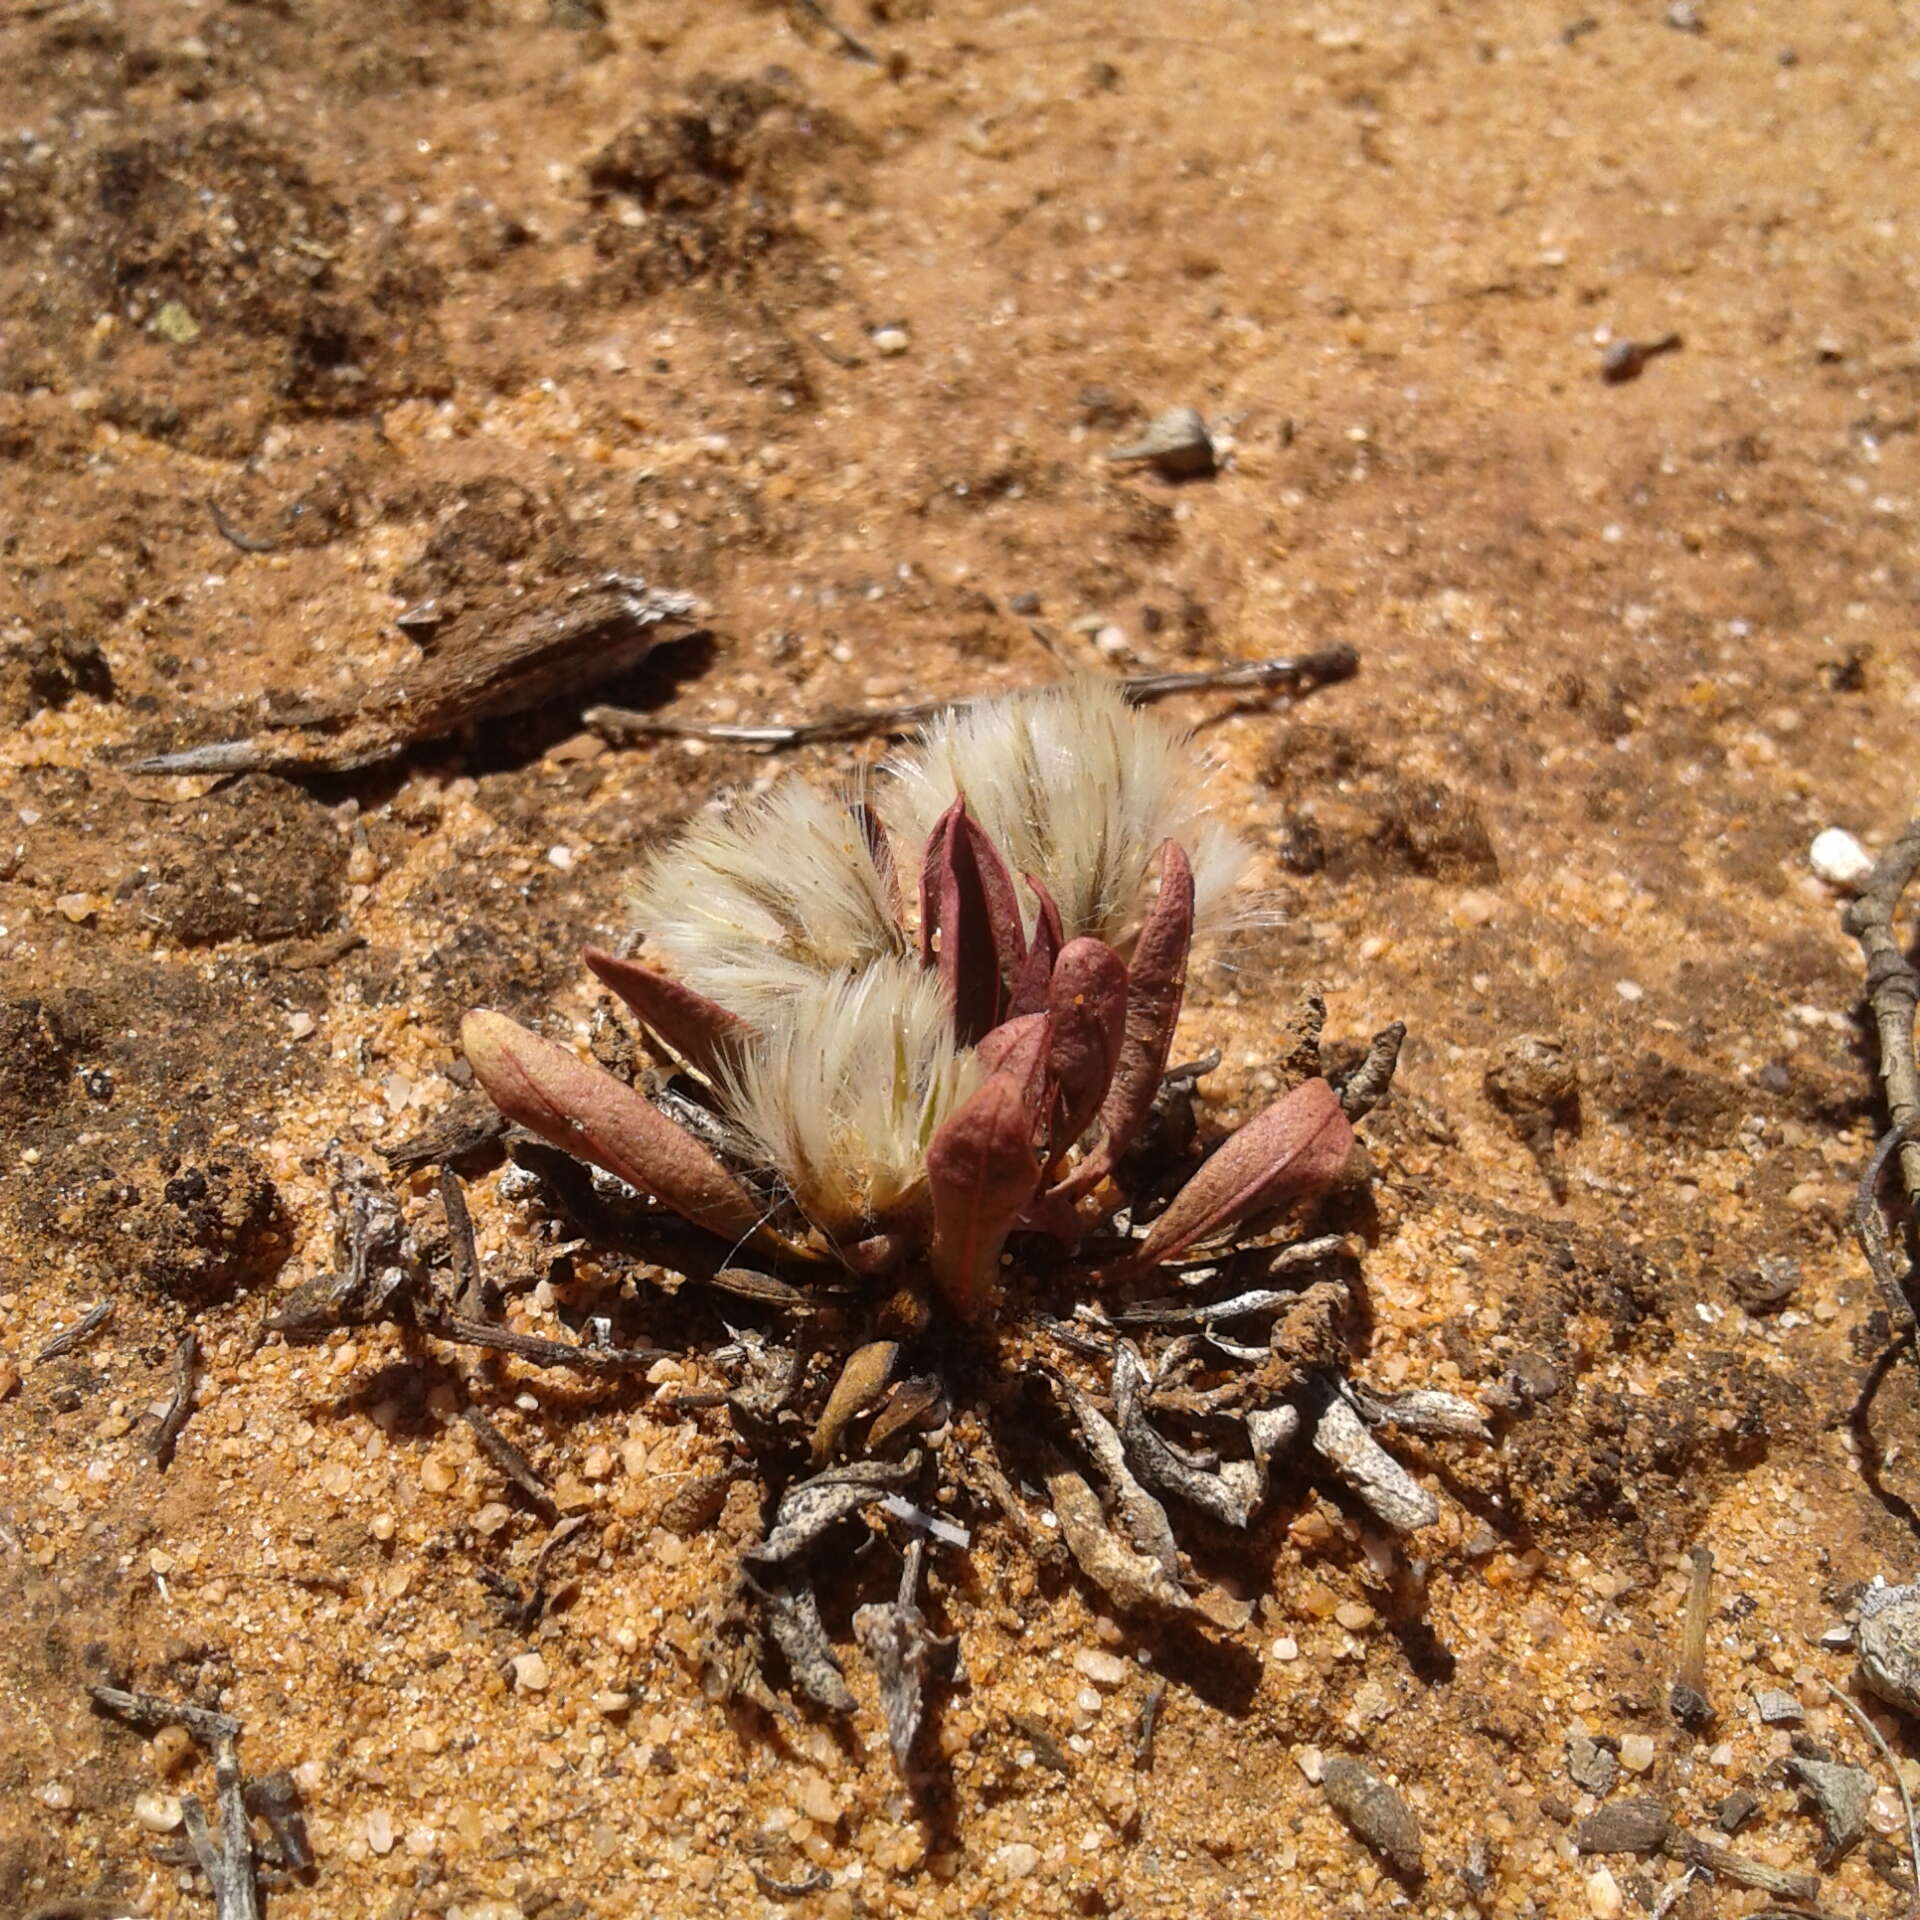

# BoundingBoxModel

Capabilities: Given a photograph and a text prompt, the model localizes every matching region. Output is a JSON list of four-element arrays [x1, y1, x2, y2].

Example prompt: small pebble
[[1585, 1864, 1623, 1919], [992, 1841, 1040, 1880], [1754, 1688, 1803, 1725], [1073, 1647, 1129, 1689], [1617, 1734, 1656, 1773], [511, 1652, 551, 1693], [151, 1725, 195, 1776], [0, 1356, 19, 1402], [1809, 827, 1873, 889], [133, 1789, 183, 1833], [366, 1808, 396, 1856], [871, 326, 910, 357], [1335, 1601, 1376, 1633], [39, 1780, 74, 1810]]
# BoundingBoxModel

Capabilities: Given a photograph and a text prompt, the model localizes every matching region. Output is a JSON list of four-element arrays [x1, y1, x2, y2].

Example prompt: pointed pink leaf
[[1049, 840, 1194, 1202], [1120, 1076, 1354, 1273], [926, 1050, 1048, 1320], [461, 1009, 765, 1245], [918, 797, 1027, 1044], [583, 946, 752, 1080], [1046, 937, 1131, 1151], [1007, 874, 1065, 1018]]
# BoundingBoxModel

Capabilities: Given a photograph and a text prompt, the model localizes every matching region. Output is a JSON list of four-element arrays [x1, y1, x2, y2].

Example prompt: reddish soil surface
[[3, 2, 1919, 1916]]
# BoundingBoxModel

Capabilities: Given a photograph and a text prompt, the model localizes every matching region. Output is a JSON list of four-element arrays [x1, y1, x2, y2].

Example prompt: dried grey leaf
[[1575, 1798, 1670, 1855], [1042, 1366, 1181, 1578], [1319, 1754, 1423, 1876], [1107, 405, 1216, 478], [1566, 1731, 1619, 1796], [762, 1581, 857, 1715], [1043, 1456, 1194, 1618], [1785, 1754, 1871, 1863], [853, 1599, 952, 1776], [749, 1453, 923, 1564], [1311, 1393, 1440, 1534], [1855, 1581, 1920, 1717], [1349, 1385, 1492, 1443], [1111, 1288, 1301, 1331], [1111, 1342, 1281, 1529]]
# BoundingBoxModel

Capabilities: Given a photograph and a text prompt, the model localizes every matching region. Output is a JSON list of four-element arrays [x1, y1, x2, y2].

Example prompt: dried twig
[[791, 0, 879, 62], [585, 647, 1359, 750], [35, 1300, 113, 1362], [1845, 821, 1920, 1206], [89, 1687, 261, 1920], [439, 1167, 486, 1321], [1670, 1544, 1714, 1728], [461, 1405, 560, 1522], [152, 1332, 200, 1469]]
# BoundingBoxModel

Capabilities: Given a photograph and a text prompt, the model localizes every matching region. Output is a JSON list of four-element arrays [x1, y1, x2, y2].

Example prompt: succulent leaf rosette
[[458, 681, 1476, 1762]]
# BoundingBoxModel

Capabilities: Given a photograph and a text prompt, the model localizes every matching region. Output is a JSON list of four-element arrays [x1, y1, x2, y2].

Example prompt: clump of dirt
[[127, 776, 347, 946], [583, 71, 865, 301]]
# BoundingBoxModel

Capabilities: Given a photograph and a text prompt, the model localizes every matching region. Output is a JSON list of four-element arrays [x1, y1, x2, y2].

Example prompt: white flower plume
[[720, 958, 982, 1238], [881, 678, 1253, 948], [630, 780, 906, 1023]]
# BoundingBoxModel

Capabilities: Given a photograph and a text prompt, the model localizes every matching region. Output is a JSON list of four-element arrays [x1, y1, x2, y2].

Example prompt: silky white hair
[[881, 678, 1254, 948], [630, 779, 906, 1023], [720, 958, 982, 1237]]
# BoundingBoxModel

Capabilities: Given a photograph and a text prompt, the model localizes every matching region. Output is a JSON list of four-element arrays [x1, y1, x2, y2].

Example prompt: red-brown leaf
[[926, 1037, 1049, 1319], [1046, 937, 1131, 1152], [582, 946, 751, 1080], [1120, 1075, 1353, 1272], [461, 1009, 765, 1245]]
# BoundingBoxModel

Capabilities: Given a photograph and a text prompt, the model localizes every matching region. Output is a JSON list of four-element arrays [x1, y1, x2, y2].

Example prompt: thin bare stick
[[439, 1167, 486, 1321], [793, 0, 879, 62], [35, 1300, 113, 1362], [461, 1405, 560, 1522], [1845, 820, 1920, 1204], [585, 646, 1359, 749], [1822, 1677, 1920, 1920], [1857, 1125, 1919, 1339], [152, 1332, 200, 1469]]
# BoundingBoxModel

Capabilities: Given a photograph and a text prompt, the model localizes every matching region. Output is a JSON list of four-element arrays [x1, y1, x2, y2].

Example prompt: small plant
[[461, 681, 1478, 1769]]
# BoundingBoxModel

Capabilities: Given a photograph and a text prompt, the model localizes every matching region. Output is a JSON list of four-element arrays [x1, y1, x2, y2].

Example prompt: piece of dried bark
[[135, 576, 698, 774], [1575, 1799, 1671, 1855], [1043, 1367, 1182, 1577], [1786, 1755, 1871, 1864], [1319, 1755, 1424, 1875]]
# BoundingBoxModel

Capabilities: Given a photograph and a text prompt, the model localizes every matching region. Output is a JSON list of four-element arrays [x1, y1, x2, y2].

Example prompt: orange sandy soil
[[3, 1, 1919, 1915]]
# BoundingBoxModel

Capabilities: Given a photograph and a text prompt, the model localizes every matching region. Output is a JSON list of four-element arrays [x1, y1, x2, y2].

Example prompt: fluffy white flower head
[[881, 678, 1253, 948], [721, 958, 982, 1239], [630, 779, 904, 1022]]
